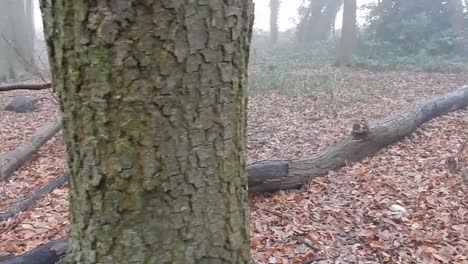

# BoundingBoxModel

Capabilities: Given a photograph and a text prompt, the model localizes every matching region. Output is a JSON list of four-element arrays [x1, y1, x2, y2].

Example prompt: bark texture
[[248, 86, 468, 192], [0, 116, 62, 181], [40, 1, 254, 263]]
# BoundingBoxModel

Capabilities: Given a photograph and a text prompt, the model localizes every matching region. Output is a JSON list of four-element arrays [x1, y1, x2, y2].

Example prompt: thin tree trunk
[[270, 0, 280, 45], [24, 0, 36, 68], [448, 0, 465, 54], [40, 1, 254, 263], [0, 0, 18, 81], [338, 0, 358, 65]]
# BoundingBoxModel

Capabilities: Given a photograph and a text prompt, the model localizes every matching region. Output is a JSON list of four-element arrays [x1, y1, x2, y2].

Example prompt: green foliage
[[363, 0, 463, 56], [349, 51, 468, 72]]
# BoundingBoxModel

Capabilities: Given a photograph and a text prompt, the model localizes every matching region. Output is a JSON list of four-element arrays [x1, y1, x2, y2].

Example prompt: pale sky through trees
[[33, 0, 378, 34], [253, 0, 378, 31]]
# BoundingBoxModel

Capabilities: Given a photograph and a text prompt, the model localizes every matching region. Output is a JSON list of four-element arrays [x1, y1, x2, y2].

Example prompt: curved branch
[[0, 83, 52, 92]]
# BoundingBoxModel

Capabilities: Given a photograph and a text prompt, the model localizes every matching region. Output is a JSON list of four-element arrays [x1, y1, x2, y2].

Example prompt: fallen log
[[0, 238, 67, 264], [0, 172, 69, 221], [247, 85, 468, 192], [0, 116, 62, 181], [3, 86, 468, 264], [0, 83, 52, 92]]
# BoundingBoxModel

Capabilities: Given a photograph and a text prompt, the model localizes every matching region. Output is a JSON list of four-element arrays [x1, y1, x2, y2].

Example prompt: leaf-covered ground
[[0, 68, 467, 263]]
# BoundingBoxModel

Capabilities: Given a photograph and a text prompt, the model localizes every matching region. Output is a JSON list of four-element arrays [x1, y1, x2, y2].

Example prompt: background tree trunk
[[316, 0, 343, 41], [338, 0, 358, 65], [24, 0, 36, 69], [270, 0, 280, 45], [0, 0, 36, 81], [448, 0, 466, 54], [0, 0, 17, 81], [40, 1, 254, 263]]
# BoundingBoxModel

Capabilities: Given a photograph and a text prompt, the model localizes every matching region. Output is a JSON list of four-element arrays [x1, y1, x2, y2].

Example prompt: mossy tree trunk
[[40, 1, 254, 263]]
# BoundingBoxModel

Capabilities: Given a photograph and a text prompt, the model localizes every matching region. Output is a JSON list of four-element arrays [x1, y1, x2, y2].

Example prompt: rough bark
[[0, 83, 52, 92], [338, 0, 358, 65], [248, 86, 468, 192], [41, 1, 254, 263], [0, 172, 69, 221], [0, 116, 62, 181], [0, 238, 67, 264]]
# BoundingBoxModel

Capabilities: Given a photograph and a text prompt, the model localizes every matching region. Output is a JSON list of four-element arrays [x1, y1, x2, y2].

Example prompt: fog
[[253, 0, 378, 31]]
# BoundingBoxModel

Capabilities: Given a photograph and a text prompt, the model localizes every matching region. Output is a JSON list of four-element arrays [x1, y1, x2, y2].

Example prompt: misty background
[[1, 0, 467, 84]]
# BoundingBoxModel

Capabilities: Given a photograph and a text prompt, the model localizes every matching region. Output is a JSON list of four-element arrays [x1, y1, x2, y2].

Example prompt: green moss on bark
[[40, 0, 254, 263]]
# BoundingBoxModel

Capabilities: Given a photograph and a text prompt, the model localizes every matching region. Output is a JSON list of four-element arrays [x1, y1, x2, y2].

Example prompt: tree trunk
[[0, 0, 18, 81], [248, 86, 468, 192], [338, 0, 358, 65], [40, 1, 254, 263], [0, 0, 36, 79], [448, 0, 466, 54], [316, 0, 343, 41], [270, 0, 280, 45], [24, 0, 36, 69], [0, 115, 62, 181], [297, 0, 327, 43]]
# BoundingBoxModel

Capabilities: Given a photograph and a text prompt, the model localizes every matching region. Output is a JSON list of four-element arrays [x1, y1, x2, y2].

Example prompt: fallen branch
[[4, 86, 468, 264], [0, 172, 69, 221], [0, 83, 52, 92], [247, 85, 468, 192], [0, 237, 67, 264], [0, 116, 62, 181]]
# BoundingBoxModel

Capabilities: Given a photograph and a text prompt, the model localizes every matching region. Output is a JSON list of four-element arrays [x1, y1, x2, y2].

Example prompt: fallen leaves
[[1, 67, 468, 263]]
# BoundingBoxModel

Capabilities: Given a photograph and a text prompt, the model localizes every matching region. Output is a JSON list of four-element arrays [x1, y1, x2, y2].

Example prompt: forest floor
[[0, 67, 467, 263]]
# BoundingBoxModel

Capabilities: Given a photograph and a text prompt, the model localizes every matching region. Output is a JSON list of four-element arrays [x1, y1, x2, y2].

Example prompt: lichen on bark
[[40, 0, 254, 263]]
